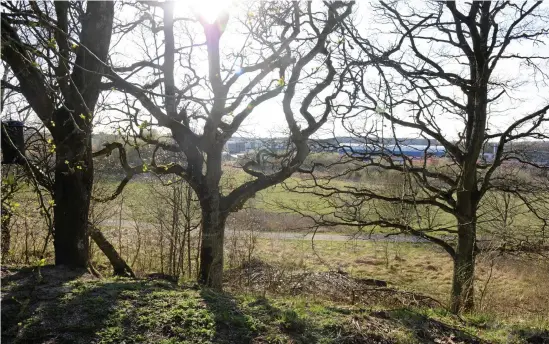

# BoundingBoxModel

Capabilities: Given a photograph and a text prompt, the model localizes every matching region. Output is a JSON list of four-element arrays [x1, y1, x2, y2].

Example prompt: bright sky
[[4, 0, 545, 142], [164, 0, 549, 141]]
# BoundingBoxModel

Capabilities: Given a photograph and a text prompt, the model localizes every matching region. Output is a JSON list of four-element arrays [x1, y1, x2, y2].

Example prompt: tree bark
[[50, 1, 114, 268], [198, 196, 226, 289], [89, 225, 135, 278], [2, 1, 115, 269], [451, 203, 477, 313], [53, 135, 93, 268]]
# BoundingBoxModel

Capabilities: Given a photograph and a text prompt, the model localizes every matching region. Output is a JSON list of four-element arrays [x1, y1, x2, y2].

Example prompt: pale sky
[[128, 0, 547, 141], [3, 0, 548, 143]]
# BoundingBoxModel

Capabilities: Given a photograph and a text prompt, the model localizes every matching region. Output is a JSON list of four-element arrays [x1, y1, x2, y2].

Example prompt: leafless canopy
[[287, 0, 549, 312], [95, 1, 354, 213]]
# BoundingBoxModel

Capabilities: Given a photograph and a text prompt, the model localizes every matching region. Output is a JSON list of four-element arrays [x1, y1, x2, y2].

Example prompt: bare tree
[[92, 1, 353, 289], [1, 1, 115, 267], [3, 93, 135, 278], [296, 1, 549, 313]]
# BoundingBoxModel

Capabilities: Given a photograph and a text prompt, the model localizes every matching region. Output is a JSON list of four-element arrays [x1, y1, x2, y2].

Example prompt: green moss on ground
[[1, 266, 547, 344]]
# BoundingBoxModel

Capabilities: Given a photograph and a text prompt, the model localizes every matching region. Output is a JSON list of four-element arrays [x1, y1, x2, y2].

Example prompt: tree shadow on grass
[[371, 308, 485, 344], [200, 292, 401, 344], [3, 266, 332, 344], [2, 265, 94, 343], [199, 291, 332, 344], [2, 266, 493, 344], [199, 289, 260, 343], [509, 327, 549, 344], [1, 266, 215, 343]]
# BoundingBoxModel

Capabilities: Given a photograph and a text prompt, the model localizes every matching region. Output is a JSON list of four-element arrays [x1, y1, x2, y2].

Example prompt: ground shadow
[[371, 309, 484, 344], [200, 293, 401, 344], [1, 266, 189, 343], [2, 265, 92, 343], [2, 266, 331, 344], [508, 327, 549, 344], [2, 266, 500, 344], [199, 291, 320, 344]]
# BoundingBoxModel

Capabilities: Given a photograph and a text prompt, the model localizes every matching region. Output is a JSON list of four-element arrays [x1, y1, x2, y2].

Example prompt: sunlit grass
[[252, 238, 549, 325]]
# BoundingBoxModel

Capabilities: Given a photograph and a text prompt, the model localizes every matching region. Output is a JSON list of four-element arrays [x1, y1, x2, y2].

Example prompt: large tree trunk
[[198, 196, 226, 289], [1, 1, 114, 268], [451, 210, 477, 313], [451, 139, 481, 313], [50, 0, 114, 268], [53, 135, 93, 268], [89, 225, 135, 277]]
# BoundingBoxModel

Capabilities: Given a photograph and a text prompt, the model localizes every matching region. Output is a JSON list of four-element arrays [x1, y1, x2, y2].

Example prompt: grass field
[[4, 166, 549, 343], [2, 266, 548, 344], [95, 167, 547, 241], [248, 238, 549, 325]]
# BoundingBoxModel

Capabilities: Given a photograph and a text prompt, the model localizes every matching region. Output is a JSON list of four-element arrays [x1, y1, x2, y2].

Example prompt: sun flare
[[177, 0, 233, 23]]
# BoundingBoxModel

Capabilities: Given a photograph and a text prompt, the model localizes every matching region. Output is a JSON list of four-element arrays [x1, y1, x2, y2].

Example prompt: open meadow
[[4, 1, 549, 343], [3, 165, 549, 343]]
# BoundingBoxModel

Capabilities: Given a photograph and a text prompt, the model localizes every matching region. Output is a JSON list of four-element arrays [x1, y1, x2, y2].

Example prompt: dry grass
[[250, 237, 549, 325], [4, 176, 549, 335]]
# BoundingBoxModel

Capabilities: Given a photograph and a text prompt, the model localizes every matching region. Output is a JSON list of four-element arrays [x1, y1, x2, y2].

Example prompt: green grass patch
[[3, 266, 546, 343]]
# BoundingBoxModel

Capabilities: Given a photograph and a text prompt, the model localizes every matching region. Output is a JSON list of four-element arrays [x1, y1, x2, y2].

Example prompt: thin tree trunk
[[178, 231, 184, 279], [186, 186, 193, 279], [451, 218, 476, 313], [89, 225, 135, 278], [160, 222, 164, 274], [177, 186, 185, 279], [1, 205, 11, 263], [118, 196, 123, 258], [24, 217, 29, 264], [169, 186, 179, 276], [196, 223, 202, 281], [186, 226, 192, 279], [131, 221, 141, 270]]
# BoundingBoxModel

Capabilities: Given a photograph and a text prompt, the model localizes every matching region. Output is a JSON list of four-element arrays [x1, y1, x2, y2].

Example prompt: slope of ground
[[2, 266, 547, 344]]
